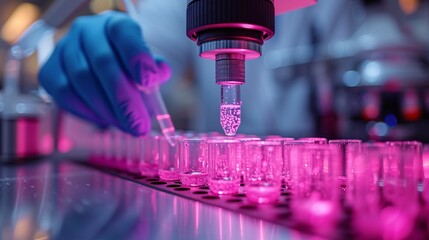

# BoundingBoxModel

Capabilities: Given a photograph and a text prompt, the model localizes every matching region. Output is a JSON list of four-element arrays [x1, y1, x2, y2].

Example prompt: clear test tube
[[207, 139, 241, 194], [354, 142, 419, 240], [158, 136, 182, 181], [329, 139, 362, 176], [290, 143, 342, 235], [383, 141, 421, 220], [283, 140, 309, 189], [139, 134, 160, 177], [126, 135, 140, 174], [346, 143, 389, 239], [179, 138, 208, 187], [328, 139, 362, 196], [244, 141, 283, 203], [386, 141, 423, 192], [264, 137, 294, 183], [236, 137, 261, 179]]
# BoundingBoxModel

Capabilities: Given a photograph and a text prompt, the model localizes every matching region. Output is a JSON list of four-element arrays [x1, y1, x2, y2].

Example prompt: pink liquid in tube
[[208, 178, 240, 195], [180, 172, 208, 187], [158, 169, 180, 181], [220, 104, 241, 136]]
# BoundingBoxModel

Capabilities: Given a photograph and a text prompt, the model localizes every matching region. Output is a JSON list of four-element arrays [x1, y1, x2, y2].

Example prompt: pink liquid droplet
[[220, 104, 241, 136]]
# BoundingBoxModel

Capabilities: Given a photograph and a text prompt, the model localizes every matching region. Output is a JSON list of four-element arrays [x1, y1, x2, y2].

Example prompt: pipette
[[123, 0, 176, 146], [220, 85, 241, 136], [216, 53, 244, 136]]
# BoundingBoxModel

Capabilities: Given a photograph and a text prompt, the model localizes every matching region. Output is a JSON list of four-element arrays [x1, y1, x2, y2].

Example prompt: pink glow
[[381, 207, 414, 240], [58, 138, 73, 153], [239, 215, 244, 238], [173, 196, 178, 216], [246, 185, 280, 203], [275, 0, 317, 15], [423, 158, 429, 177], [208, 178, 240, 195], [218, 208, 223, 240], [180, 172, 208, 187], [310, 201, 333, 216], [40, 133, 53, 155], [220, 104, 241, 136], [200, 47, 261, 60], [156, 114, 170, 120], [16, 118, 39, 157], [292, 198, 339, 236], [162, 127, 175, 134], [195, 202, 200, 234], [187, 23, 274, 42]]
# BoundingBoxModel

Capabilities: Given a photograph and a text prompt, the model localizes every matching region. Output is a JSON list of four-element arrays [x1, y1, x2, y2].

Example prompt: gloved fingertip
[[127, 119, 151, 137], [118, 104, 151, 137], [155, 59, 171, 84], [138, 64, 158, 88], [130, 53, 158, 89]]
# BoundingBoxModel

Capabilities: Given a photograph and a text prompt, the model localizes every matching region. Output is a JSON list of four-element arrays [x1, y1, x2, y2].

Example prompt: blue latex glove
[[39, 11, 171, 136]]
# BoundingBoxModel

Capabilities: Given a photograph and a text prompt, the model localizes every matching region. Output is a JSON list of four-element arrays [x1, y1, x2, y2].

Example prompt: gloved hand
[[39, 11, 171, 136]]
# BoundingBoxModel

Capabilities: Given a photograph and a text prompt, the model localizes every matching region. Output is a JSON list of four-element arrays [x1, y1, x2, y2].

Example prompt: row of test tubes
[[88, 130, 429, 238]]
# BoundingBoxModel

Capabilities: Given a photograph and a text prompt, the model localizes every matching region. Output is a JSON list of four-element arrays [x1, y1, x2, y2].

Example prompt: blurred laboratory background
[[0, 0, 429, 153]]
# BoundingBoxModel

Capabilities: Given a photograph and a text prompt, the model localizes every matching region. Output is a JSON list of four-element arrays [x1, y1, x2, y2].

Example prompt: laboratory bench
[[0, 157, 311, 240]]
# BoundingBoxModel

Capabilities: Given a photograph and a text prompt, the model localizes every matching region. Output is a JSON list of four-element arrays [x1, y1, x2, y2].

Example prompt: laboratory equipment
[[186, 0, 316, 136], [290, 144, 342, 236], [244, 140, 282, 203], [328, 139, 362, 192], [125, 134, 140, 174], [139, 134, 160, 177], [123, 0, 176, 145], [207, 139, 241, 194], [158, 135, 182, 181], [282, 140, 308, 184], [80, 131, 429, 238], [386, 141, 424, 191], [236, 136, 261, 178], [179, 137, 208, 187]]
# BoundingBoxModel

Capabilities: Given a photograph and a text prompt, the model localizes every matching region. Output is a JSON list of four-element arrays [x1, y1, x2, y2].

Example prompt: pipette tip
[[157, 114, 176, 146]]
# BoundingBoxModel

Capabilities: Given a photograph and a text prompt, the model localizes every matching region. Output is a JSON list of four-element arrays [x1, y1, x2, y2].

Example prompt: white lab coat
[[137, 0, 354, 137]]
